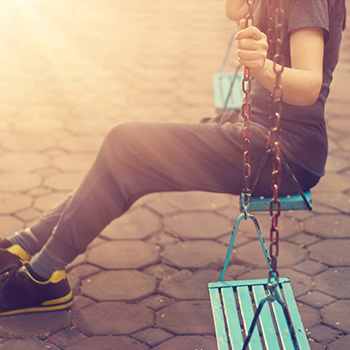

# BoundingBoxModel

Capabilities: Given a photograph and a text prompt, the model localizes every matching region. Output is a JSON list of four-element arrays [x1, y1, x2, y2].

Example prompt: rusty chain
[[241, 0, 255, 216], [267, 0, 285, 278]]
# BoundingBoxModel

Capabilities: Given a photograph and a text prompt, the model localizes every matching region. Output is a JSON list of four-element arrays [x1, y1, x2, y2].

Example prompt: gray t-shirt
[[249, 0, 345, 177]]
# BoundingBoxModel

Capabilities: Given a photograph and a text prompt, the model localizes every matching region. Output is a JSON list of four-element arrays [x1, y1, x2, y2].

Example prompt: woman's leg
[[30, 120, 250, 277]]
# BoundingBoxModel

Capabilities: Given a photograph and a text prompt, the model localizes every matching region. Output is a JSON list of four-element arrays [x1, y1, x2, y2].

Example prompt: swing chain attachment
[[241, 0, 255, 219], [267, 0, 285, 278]]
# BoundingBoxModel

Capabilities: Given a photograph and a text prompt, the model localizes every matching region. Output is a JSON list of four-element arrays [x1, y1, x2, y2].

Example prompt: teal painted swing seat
[[208, 198, 311, 350], [209, 24, 312, 350]]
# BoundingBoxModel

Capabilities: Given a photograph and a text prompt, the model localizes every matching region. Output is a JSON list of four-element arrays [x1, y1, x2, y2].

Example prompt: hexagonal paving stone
[[288, 232, 321, 247], [309, 239, 350, 266], [146, 232, 181, 248], [66, 336, 149, 350], [159, 269, 218, 300], [0, 153, 49, 171], [140, 295, 174, 313], [69, 264, 101, 280], [298, 303, 320, 330], [157, 301, 215, 335], [234, 240, 307, 268], [35, 192, 69, 212], [76, 302, 154, 335], [44, 172, 85, 191], [3, 134, 57, 151], [0, 339, 60, 350], [161, 241, 227, 269], [143, 263, 178, 280], [133, 328, 173, 347], [0, 311, 71, 337], [0, 173, 41, 192], [52, 154, 95, 172], [59, 136, 102, 152], [338, 136, 350, 152], [309, 341, 327, 350], [328, 335, 350, 350], [152, 335, 217, 350], [293, 259, 328, 275], [48, 328, 87, 349], [14, 118, 64, 134], [315, 268, 350, 299], [16, 207, 41, 222], [66, 119, 116, 135], [164, 211, 232, 239], [87, 240, 159, 269], [145, 197, 179, 216], [297, 291, 336, 309], [312, 192, 350, 213], [81, 270, 157, 301], [304, 214, 350, 238], [321, 300, 350, 333], [0, 216, 23, 238], [101, 207, 161, 240], [308, 324, 340, 344], [160, 191, 231, 211], [0, 193, 32, 214], [317, 173, 349, 192]]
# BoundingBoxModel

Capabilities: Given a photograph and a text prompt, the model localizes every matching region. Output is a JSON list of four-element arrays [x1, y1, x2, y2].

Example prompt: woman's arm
[[235, 21, 324, 106]]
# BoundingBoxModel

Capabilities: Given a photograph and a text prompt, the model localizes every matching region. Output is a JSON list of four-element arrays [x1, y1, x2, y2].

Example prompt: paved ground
[[0, 1, 348, 349]]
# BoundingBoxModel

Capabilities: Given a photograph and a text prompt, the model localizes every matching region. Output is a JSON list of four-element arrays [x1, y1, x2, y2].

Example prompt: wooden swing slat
[[237, 286, 263, 350], [221, 287, 244, 349], [209, 288, 231, 350]]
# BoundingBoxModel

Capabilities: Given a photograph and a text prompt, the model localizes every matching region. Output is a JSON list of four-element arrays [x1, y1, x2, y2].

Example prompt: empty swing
[[213, 30, 243, 113], [209, 1, 311, 349]]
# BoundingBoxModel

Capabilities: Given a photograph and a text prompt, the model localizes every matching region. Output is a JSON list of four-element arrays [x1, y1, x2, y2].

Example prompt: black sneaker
[[0, 243, 31, 274], [0, 265, 73, 316]]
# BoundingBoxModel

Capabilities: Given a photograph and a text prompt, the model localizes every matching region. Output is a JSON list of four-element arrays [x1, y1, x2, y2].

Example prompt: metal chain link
[[241, 0, 255, 216], [267, 0, 285, 278]]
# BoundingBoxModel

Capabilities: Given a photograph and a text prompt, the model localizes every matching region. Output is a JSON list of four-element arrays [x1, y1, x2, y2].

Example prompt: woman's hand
[[235, 19, 268, 76], [235, 18, 324, 106]]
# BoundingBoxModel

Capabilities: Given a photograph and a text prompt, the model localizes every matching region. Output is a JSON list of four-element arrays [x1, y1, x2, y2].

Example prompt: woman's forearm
[[252, 59, 322, 106]]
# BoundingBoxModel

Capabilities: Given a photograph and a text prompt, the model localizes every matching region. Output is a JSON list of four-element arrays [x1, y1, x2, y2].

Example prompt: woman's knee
[[100, 122, 144, 162]]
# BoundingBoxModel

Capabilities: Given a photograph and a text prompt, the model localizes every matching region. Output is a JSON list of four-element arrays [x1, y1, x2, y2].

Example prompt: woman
[[0, 0, 346, 315]]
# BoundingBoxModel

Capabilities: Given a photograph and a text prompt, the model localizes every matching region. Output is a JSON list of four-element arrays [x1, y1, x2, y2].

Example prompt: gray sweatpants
[[30, 118, 319, 265]]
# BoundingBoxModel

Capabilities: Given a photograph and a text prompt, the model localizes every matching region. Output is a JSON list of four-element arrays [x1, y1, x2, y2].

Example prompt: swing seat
[[208, 212, 311, 350], [208, 278, 311, 350], [213, 72, 244, 113], [248, 190, 312, 212]]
